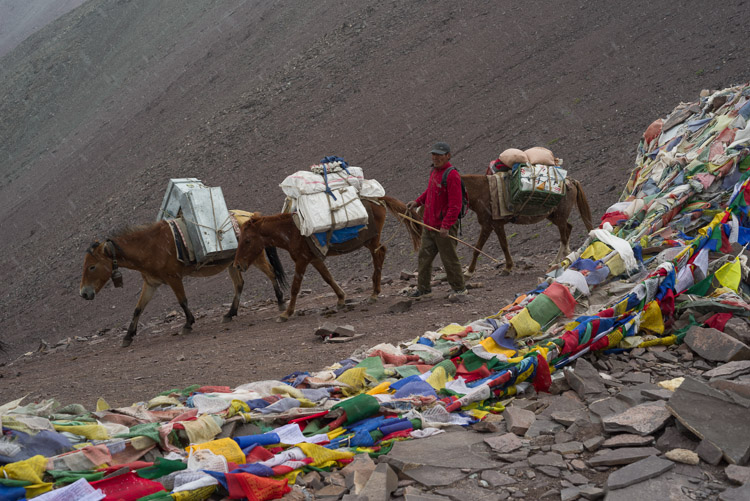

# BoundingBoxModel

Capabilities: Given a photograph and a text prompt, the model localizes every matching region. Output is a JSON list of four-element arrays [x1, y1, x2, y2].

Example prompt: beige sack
[[498, 148, 529, 166], [524, 147, 556, 166]]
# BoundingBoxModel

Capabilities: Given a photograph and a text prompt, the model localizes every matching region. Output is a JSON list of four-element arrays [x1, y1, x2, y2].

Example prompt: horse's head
[[234, 218, 264, 272], [80, 241, 122, 300]]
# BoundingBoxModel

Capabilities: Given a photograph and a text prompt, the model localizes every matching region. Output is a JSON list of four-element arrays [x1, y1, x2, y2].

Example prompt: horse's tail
[[380, 196, 422, 251], [264, 246, 288, 290], [572, 179, 595, 231]]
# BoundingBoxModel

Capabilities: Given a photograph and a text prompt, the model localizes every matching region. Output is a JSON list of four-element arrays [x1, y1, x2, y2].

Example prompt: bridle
[[104, 240, 124, 288]]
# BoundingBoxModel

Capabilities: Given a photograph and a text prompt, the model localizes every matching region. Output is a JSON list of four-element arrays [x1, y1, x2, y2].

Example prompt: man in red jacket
[[405, 142, 467, 299]]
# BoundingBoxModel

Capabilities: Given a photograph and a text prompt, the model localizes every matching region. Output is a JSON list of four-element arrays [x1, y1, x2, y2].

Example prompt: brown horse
[[234, 196, 421, 322], [461, 174, 594, 275], [79, 220, 287, 347]]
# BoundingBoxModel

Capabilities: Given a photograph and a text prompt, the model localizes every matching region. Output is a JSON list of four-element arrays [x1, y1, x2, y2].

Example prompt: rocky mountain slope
[[1, 0, 749, 361]]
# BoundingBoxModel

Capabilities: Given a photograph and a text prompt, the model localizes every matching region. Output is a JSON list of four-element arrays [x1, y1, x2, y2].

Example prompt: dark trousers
[[417, 224, 465, 292]]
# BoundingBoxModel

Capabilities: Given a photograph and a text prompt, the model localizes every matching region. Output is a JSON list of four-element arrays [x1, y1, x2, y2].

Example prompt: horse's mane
[[256, 212, 294, 223], [109, 222, 161, 240]]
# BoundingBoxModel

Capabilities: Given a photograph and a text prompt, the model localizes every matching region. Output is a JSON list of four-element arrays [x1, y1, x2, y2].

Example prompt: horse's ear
[[87, 241, 102, 254]]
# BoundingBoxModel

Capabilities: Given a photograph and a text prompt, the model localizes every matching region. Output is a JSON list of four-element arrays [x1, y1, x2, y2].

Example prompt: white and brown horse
[[80, 220, 286, 347]]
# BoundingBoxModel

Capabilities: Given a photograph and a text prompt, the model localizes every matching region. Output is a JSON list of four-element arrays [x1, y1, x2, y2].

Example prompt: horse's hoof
[[222, 315, 233, 324], [277, 302, 287, 312], [121, 334, 133, 348], [182, 326, 192, 335], [336, 302, 346, 310], [367, 295, 378, 304], [276, 315, 289, 323], [499, 269, 511, 276]]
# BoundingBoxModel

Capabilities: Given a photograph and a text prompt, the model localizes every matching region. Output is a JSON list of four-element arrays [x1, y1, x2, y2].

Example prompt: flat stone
[[495, 450, 529, 463], [604, 471, 693, 501], [619, 372, 652, 385], [333, 324, 356, 337], [316, 485, 348, 498], [685, 326, 750, 362], [565, 358, 608, 401], [564, 472, 590, 486], [384, 430, 503, 472], [484, 433, 523, 454], [589, 397, 631, 418], [503, 407, 536, 436], [720, 483, 750, 501], [341, 453, 376, 493], [725, 464, 750, 485], [560, 486, 581, 501], [617, 385, 657, 406], [664, 448, 699, 465], [359, 462, 398, 500], [404, 493, 452, 501], [583, 436, 605, 452], [524, 417, 563, 438], [602, 401, 672, 436], [480, 470, 515, 487], [567, 418, 604, 442], [536, 465, 562, 478], [654, 351, 679, 364], [640, 388, 674, 401], [602, 434, 655, 448], [704, 360, 750, 380], [400, 466, 467, 487], [551, 441, 584, 455], [655, 425, 699, 452], [589, 447, 662, 467], [578, 485, 604, 499], [314, 322, 338, 338], [666, 376, 750, 464], [710, 379, 750, 400], [528, 452, 566, 468], [606, 455, 674, 490], [695, 439, 723, 466], [435, 481, 506, 501], [724, 318, 750, 345], [551, 410, 587, 426]]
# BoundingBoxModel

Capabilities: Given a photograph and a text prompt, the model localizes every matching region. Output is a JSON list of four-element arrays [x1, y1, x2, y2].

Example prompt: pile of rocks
[[284, 340, 750, 501]]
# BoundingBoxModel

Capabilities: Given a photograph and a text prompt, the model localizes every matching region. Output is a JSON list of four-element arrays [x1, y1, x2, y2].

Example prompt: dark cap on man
[[430, 142, 451, 155]]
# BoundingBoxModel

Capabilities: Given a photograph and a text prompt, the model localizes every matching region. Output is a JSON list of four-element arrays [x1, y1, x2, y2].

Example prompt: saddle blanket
[[487, 172, 515, 219]]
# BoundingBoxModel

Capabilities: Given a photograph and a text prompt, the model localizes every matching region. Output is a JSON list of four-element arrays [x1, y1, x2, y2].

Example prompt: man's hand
[[405, 201, 417, 210], [439, 227, 449, 238]]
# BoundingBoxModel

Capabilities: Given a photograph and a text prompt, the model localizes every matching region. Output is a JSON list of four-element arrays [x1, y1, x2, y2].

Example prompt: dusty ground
[[0, 258, 551, 407], [0, 0, 749, 408]]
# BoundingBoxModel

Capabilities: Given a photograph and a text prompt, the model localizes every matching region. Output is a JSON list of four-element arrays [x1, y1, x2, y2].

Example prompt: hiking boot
[[447, 289, 468, 300], [407, 288, 432, 299]]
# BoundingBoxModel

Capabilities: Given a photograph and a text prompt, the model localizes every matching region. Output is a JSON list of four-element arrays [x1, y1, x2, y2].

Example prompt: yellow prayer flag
[[715, 259, 741, 292], [639, 301, 664, 335], [509, 308, 541, 338]]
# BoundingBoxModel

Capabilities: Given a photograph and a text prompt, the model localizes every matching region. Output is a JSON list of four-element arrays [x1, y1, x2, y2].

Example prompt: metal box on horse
[[157, 178, 238, 263]]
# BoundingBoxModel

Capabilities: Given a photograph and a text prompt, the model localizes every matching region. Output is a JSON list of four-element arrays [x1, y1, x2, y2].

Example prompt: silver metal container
[[156, 178, 204, 221], [181, 186, 238, 263]]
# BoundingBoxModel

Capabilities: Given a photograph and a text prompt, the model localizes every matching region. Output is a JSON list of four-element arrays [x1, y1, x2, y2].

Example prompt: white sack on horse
[[280, 167, 364, 198], [295, 186, 369, 236]]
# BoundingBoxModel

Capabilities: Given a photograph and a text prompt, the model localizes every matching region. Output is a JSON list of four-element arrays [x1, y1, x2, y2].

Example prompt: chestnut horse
[[80, 220, 286, 347], [234, 196, 421, 322], [461, 174, 594, 275]]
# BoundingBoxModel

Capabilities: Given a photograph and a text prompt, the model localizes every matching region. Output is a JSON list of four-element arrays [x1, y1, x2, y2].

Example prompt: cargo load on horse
[[279, 156, 386, 255], [157, 178, 241, 263], [486, 147, 568, 218]]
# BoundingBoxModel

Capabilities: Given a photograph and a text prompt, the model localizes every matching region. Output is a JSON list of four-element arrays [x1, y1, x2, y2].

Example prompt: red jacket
[[414, 162, 462, 230]]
